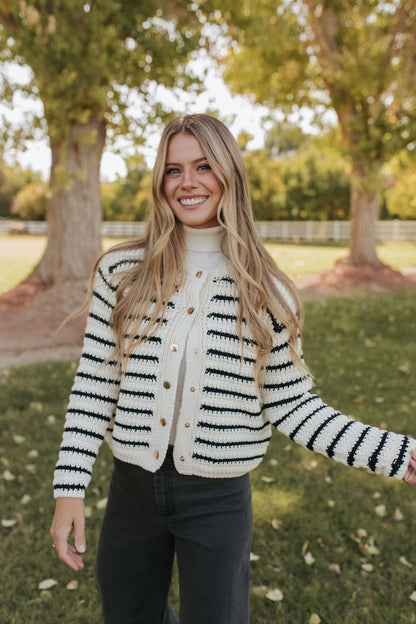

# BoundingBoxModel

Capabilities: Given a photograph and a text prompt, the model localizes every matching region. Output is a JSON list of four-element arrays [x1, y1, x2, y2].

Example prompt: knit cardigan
[[53, 249, 415, 498]]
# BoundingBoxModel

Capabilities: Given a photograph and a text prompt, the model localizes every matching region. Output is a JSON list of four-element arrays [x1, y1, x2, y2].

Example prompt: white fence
[[1, 219, 416, 241]]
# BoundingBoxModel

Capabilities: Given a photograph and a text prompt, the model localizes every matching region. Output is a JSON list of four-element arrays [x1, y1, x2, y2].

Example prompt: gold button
[[160, 418, 167, 426], [194, 349, 198, 355], [196, 271, 203, 278], [180, 456, 185, 462], [154, 450, 159, 459], [187, 307, 194, 314], [171, 343, 179, 352], [185, 422, 190, 428], [163, 381, 171, 389], [190, 386, 195, 393]]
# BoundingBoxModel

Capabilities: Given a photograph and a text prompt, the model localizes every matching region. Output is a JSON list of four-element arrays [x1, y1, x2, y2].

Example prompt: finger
[[59, 545, 85, 572], [73, 510, 86, 554]]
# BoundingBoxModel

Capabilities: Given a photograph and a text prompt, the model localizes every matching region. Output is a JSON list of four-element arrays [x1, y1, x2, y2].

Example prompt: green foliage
[[244, 137, 351, 221], [0, 159, 42, 217], [210, 1, 416, 191], [101, 153, 151, 221], [11, 181, 48, 220], [0, 1, 206, 147], [1, 291, 416, 622], [383, 151, 416, 220]]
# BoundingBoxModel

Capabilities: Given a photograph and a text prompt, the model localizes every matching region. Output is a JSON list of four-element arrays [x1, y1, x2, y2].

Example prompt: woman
[[51, 113, 416, 624]]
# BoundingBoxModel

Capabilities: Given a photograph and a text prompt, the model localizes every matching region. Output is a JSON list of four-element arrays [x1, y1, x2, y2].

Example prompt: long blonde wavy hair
[[91, 113, 309, 385]]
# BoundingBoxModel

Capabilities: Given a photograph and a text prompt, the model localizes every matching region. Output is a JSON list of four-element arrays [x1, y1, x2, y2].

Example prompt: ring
[[52, 544, 56, 549]]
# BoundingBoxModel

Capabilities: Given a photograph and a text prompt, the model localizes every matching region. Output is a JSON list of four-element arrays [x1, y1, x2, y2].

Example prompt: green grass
[[1, 292, 416, 623], [1, 234, 415, 293]]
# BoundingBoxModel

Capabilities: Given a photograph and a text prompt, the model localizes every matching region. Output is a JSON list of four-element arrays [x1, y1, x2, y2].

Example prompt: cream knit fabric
[[54, 248, 416, 498]]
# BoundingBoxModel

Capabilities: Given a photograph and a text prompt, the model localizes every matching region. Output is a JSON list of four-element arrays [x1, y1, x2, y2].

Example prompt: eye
[[165, 167, 181, 176], [198, 163, 211, 171]]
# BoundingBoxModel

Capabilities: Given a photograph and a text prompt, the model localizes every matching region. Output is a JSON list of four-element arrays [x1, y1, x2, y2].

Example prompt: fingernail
[[78, 544, 86, 553]]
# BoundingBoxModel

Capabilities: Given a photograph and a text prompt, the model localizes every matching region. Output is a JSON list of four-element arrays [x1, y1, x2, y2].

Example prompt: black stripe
[[203, 386, 257, 401], [390, 436, 409, 477], [128, 353, 159, 363], [368, 431, 389, 472], [98, 267, 117, 292], [115, 422, 152, 432], [120, 388, 154, 400], [54, 484, 85, 492], [207, 348, 256, 364], [60, 446, 96, 458], [200, 404, 262, 418], [263, 391, 306, 414], [54, 465, 91, 475], [111, 437, 149, 448], [116, 404, 153, 417], [89, 311, 111, 326], [64, 427, 104, 441], [267, 311, 286, 334], [326, 421, 355, 458], [192, 452, 264, 464], [195, 435, 271, 448], [347, 426, 371, 466], [130, 335, 162, 344], [71, 389, 118, 405], [210, 295, 239, 303], [263, 377, 304, 391], [207, 312, 238, 322], [125, 371, 157, 382], [306, 412, 342, 450], [198, 421, 269, 432], [75, 371, 119, 385], [213, 276, 235, 284], [205, 367, 254, 383], [67, 408, 111, 423], [270, 342, 288, 355], [84, 332, 115, 349], [92, 289, 113, 309], [108, 257, 139, 273], [288, 404, 327, 440], [207, 329, 256, 347], [265, 361, 293, 372]]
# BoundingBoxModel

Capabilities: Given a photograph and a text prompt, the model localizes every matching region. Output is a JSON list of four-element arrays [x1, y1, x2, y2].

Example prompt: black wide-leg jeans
[[95, 448, 253, 624]]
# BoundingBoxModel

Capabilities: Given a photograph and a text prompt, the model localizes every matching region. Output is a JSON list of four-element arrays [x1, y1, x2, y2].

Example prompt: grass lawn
[[1, 234, 415, 294], [1, 292, 416, 623]]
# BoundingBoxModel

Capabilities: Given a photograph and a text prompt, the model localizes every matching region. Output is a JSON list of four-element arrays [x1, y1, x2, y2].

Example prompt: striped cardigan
[[53, 249, 415, 498]]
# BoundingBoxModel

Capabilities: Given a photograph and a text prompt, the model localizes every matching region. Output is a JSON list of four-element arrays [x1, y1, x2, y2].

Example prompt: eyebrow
[[164, 157, 208, 167]]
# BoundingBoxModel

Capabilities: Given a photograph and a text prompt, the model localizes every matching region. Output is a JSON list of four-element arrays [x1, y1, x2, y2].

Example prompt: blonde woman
[[51, 113, 416, 624]]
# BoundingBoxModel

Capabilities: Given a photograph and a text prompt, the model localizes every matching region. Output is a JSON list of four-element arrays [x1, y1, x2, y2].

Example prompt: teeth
[[180, 197, 205, 206]]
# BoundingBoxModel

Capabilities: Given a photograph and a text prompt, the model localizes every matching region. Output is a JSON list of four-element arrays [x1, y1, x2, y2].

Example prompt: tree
[[209, 0, 416, 265], [0, 1, 205, 283]]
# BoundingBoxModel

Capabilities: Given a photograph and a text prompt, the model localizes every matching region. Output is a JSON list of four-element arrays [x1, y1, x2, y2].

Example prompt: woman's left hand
[[403, 449, 416, 484]]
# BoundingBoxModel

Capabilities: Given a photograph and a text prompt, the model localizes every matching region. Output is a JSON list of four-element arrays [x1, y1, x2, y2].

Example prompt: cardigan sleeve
[[53, 253, 124, 498], [261, 323, 416, 481]]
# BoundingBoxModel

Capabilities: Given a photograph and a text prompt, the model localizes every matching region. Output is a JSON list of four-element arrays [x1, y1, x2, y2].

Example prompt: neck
[[183, 224, 222, 253]]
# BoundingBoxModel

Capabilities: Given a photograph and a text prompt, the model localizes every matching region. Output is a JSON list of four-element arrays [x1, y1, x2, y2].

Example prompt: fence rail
[[1, 220, 416, 241]]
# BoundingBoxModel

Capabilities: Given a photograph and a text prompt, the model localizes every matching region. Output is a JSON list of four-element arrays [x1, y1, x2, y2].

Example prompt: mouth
[[178, 196, 207, 207]]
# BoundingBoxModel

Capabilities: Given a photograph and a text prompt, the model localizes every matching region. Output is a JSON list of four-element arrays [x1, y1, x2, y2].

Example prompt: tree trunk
[[30, 115, 106, 283], [347, 175, 381, 266]]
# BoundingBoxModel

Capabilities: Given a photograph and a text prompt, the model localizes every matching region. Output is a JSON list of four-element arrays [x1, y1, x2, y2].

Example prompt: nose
[[181, 167, 197, 188]]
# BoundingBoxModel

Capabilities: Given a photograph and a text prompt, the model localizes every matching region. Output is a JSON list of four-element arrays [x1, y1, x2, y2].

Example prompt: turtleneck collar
[[183, 224, 222, 253]]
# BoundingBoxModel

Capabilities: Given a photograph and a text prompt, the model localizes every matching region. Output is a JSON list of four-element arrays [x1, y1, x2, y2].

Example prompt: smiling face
[[163, 132, 223, 229]]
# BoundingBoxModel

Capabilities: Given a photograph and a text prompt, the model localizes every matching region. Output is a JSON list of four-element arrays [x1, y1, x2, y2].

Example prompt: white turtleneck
[[169, 225, 228, 445]]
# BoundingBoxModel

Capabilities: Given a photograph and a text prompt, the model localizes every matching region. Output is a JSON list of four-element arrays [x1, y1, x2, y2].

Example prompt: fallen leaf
[[394, 508, 404, 522], [269, 519, 282, 530], [324, 476, 332, 483], [374, 397, 384, 404], [327, 500, 335, 507], [46, 414, 56, 425], [361, 563, 374, 572], [372, 492, 381, 499], [399, 363, 409, 373], [268, 458, 278, 467], [30, 401, 43, 411], [400, 556, 413, 568], [25, 464, 37, 474], [66, 580, 79, 591], [309, 615, 322, 624], [250, 552, 260, 562], [328, 563, 341, 575], [357, 528, 368, 538], [38, 579, 58, 590], [304, 552, 315, 566], [301, 541, 309, 557], [375, 504, 386, 518], [3, 470, 15, 481], [27, 449, 39, 458], [20, 494, 31, 505], [252, 585, 267, 597], [1, 518, 17, 527], [265, 588, 284, 602], [96, 498, 108, 510], [364, 339, 376, 347], [13, 434, 25, 445], [261, 476, 274, 483], [410, 591, 416, 602], [84, 506, 92, 518]]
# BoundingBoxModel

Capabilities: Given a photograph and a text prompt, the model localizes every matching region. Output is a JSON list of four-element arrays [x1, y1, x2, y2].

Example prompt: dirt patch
[[0, 263, 415, 368]]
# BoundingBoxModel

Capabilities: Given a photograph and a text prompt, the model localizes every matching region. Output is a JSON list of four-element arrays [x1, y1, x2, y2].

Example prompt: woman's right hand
[[50, 497, 86, 571]]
